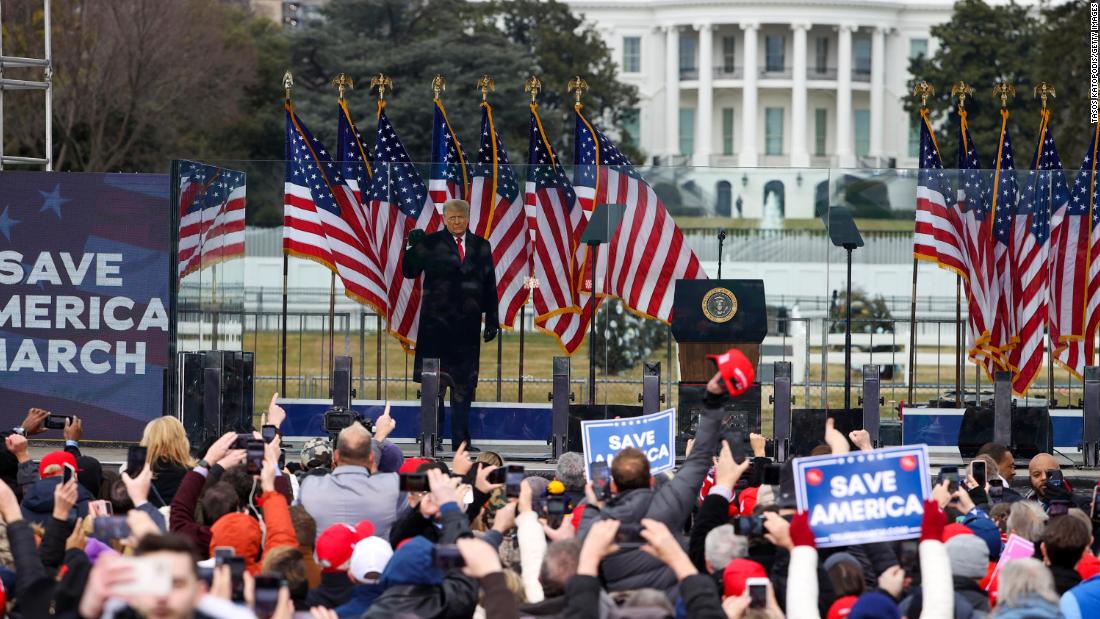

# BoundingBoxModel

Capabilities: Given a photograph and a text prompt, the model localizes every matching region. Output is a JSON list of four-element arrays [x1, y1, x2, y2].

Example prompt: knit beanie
[[849, 591, 900, 619], [946, 533, 990, 579]]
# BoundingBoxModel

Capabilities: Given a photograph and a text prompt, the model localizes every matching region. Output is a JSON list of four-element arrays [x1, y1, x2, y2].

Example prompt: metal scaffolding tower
[[0, 0, 53, 170]]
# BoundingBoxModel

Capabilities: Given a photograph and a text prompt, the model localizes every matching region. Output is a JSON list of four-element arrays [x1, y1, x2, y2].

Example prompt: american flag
[[1055, 125, 1100, 375], [912, 111, 966, 277], [988, 112, 1020, 372], [1007, 114, 1062, 393], [526, 104, 587, 353], [428, 99, 468, 213], [282, 102, 387, 316], [366, 105, 443, 348], [956, 111, 997, 374], [336, 99, 374, 203], [470, 102, 530, 328], [573, 106, 705, 322], [177, 162, 246, 279]]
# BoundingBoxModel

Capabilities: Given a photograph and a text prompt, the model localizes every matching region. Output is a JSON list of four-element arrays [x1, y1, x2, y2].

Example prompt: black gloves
[[407, 228, 425, 247], [483, 326, 499, 343]]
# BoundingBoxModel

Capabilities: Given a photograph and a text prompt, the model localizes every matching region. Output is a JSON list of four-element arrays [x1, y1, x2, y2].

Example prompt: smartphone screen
[[253, 575, 282, 618], [591, 461, 611, 500], [747, 578, 769, 608], [505, 464, 525, 498], [245, 439, 265, 475], [110, 556, 172, 597], [226, 556, 246, 602], [762, 463, 782, 486], [971, 460, 986, 487], [399, 473, 428, 492], [261, 424, 277, 444], [1047, 469, 1064, 488], [939, 466, 960, 493], [127, 445, 147, 475], [92, 516, 130, 540]]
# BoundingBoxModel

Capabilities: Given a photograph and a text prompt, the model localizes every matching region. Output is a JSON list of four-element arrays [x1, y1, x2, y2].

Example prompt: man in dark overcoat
[[402, 199, 499, 451]]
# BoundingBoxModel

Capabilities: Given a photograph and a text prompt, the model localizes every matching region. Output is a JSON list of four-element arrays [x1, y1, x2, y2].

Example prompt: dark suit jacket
[[402, 229, 498, 387]]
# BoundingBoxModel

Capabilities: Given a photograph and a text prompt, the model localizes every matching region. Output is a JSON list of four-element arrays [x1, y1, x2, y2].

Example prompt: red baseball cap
[[39, 451, 80, 478], [723, 558, 767, 597], [707, 348, 755, 397], [315, 521, 374, 572]]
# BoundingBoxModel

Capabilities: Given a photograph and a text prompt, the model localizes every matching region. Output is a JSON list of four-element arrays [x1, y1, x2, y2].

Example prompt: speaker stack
[[177, 350, 255, 447]]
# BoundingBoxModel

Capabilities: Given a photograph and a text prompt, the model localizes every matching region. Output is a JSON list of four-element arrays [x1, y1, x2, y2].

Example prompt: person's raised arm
[[123, 464, 166, 531], [917, 498, 954, 618], [481, 240, 499, 340], [515, 479, 548, 603], [566, 519, 620, 619], [259, 457, 298, 554], [41, 478, 79, 570], [401, 229, 427, 278], [688, 441, 749, 571], [457, 537, 518, 619]]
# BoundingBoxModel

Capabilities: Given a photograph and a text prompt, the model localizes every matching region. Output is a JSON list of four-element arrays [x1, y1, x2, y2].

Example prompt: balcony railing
[[679, 67, 699, 80], [853, 68, 871, 82], [714, 66, 743, 79], [808, 67, 838, 79], [760, 67, 792, 79]]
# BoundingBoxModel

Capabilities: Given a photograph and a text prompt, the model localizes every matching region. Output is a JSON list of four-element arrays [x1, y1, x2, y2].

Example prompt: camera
[[544, 496, 570, 529], [45, 414, 72, 430], [432, 544, 465, 569], [400, 473, 429, 493], [322, 406, 373, 435], [733, 516, 765, 539], [615, 522, 644, 548]]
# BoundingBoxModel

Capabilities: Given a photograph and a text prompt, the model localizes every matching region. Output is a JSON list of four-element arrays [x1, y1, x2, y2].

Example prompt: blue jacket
[[335, 583, 385, 618], [1061, 575, 1100, 619], [995, 595, 1062, 619]]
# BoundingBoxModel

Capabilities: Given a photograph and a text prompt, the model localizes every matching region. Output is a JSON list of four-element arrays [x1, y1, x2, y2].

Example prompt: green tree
[[905, 0, 1090, 166], [288, 0, 638, 177]]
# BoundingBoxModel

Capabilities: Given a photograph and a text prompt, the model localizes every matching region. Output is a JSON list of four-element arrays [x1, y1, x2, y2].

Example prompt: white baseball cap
[[349, 537, 394, 584]]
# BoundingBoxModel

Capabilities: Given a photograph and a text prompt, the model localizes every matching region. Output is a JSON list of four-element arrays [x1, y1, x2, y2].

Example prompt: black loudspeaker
[[676, 383, 762, 436], [958, 406, 1052, 459], [567, 405, 644, 453], [789, 408, 862, 457], [179, 353, 205, 442], [179, 350, 256, 446], [332, 356, 352, 409]]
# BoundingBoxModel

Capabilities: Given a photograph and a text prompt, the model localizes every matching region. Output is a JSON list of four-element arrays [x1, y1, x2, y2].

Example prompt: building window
[[679, 35, 697, 77], [622, 36, 641, 73], [855, 109, 870, 158], [765, 35, 785, 72], [910, 38, 928, 59], [722, 36, 736, 73], [814, 108, 827, 156], [814, 36, 829, 75], [622, 108, 640, 147], [909, 120, 920, 158], [853, 37, 871, 76], [722, 108, 735, 155], [765, 107, 784, 155], [679, 107, 695, 156]]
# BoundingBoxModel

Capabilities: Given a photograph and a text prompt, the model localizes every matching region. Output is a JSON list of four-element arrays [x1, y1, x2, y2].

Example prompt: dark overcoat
[[402, 229, 498, 389]]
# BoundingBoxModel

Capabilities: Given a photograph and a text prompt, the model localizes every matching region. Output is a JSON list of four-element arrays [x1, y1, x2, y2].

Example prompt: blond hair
[[139, 416, 195, 472]]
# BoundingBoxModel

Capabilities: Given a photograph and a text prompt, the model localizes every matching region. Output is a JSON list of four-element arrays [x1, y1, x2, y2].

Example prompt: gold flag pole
[[431, 74, 446, 101], [332, 72, 354, 100], [1033, 82, 1058, 404], [280, 70, 294, 395], [908, 80, 936, 407], [322, 74, 356, 380], [476, 74, 495, 102], [951, 81, 975, 403], [567, 75, 588, 110], [518, 75, 544, 403], [370, 73, 393, 115]]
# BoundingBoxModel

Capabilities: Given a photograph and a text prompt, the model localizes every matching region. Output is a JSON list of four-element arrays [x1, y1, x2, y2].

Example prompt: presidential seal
[[702, 287, 737, 323]]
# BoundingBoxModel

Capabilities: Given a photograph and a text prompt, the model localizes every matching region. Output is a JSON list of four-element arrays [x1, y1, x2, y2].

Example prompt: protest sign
[[986, 534, 1034, 590], [793, 444, 931, 548], [581, 408, 676, 478]]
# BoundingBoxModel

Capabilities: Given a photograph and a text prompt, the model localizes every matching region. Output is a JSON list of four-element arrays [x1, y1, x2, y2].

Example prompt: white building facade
[[561, 0, 955, 172]]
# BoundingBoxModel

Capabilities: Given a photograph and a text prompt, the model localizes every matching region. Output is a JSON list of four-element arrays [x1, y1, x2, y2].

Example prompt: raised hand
[[19, 408, 49, 436], [266, 392, 286, 429]]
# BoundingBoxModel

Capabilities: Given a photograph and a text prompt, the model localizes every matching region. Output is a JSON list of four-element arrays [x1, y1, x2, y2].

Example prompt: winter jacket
[[207, 489, 298, 575], [334, 583, 386, 618], [298, 465, 404, 540], [1051, 563, 1083, 595], [993, 595, 1062, 619], [689, 490, 732, 573], [18, 475, 93, 527], [899, 577, 991, 619], [306, 571, 355, 609], [360, 532, 479, 619], [576, 392, 727, 593], [149, 460, 190, 508], [1062, 574, 1100, 619], [8, 519, 92, 619]]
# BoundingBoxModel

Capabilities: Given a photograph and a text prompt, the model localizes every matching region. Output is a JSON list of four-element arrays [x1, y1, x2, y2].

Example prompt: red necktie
[[455, 236, 464, 262]]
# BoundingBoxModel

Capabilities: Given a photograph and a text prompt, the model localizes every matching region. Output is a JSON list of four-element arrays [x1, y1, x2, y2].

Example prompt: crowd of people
[[0, 375, 1099, 618]]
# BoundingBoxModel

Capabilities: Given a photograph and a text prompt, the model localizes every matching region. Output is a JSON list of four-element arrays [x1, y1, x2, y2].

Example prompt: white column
[[695, 23, 714, 166], [835, 23, 855, 168], [738, 22, 759, 167], [869, 26, 886, 162], [790, 22, 810, 167], [665, 25, 681, 161]]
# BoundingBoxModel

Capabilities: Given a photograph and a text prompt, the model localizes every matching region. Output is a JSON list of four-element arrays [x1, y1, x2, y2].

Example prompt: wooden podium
[[671, 279, 768, 381], [671, 280, 768, 439]]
